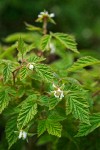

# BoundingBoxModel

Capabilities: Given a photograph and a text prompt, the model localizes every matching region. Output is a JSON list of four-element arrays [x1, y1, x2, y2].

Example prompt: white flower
[[38, 11, 55, 19], [18, 130, 27, 140], [52, 84, 64, 100], [28, 63, 34, 70]]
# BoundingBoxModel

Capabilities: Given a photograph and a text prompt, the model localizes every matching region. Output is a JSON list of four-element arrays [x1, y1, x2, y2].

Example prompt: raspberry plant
[[0, 11, 100, 150]]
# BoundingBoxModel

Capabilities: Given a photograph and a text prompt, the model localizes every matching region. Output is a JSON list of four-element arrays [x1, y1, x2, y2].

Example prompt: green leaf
[[17, 37, 25, 55], [17, 95, 37, 129], [6, 116, 18, 149], [65, 80, 90, 124], [52, 32, 79, 53], [75, 113, 100, 137], [0, 90, 10, 113], [68, 56, 100, 72], [35, 64, 53, 81], [3, 63, 13, 82], [46, 119, 62, 137], [19, 67, 28, 79], [40, 34, 52, 51], [38, 120, 46, 136]]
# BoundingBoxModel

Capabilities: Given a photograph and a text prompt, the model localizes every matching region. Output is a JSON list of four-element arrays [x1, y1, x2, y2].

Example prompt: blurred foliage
[[0, 0, 100, 50]]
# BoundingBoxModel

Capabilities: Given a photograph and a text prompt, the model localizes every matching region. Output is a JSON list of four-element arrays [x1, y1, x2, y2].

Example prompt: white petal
[[40, 12, 45, 15], [18, 130, 23, 139], [57, 88, 61, 92], [22, 131, 27, 140], [60, 92, 64, 99], [50, 13, 55, 18], [28, 64, 34, 70], [38, 14, 42, 18], [54, 91, 59, 98], [53, 83, 56, 88]]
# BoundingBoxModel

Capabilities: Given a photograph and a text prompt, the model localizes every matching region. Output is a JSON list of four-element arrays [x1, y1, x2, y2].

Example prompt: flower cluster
[[52, 83, 64, 100], [38, 11, 55, 19], [18, 130, 27, 140]]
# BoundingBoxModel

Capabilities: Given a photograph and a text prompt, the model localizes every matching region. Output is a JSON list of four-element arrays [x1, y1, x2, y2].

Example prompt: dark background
[[0, 0, 100, 52]]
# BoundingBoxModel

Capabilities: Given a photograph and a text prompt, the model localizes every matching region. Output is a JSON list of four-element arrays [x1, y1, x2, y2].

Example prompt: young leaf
[[38, 120, 46, 136], [0, 90, 10, 113], [3, 63, 13, 82], [40, 34, 52, 51], [17, 95, 37, 129], [68, 56, 100, 72], [25, 22, 42, 31], [5, 116, 18, 149], [46, 119, 62, 137], [75, 113, 100, 137], [52, 32, 79, 53]]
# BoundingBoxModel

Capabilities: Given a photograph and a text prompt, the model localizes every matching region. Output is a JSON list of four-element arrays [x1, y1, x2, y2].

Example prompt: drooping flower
[[18, 130, 27, 140]]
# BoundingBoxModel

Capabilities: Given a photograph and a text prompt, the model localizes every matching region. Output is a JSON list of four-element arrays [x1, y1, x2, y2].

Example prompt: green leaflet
[[52, 32, 79, 53], [65, 92, 90, 124], [75, 113, 100, 137], [40, 34, 52, 51], [38, 120, 47, 136], [35, 63, 53, 81], [17, 37, 25, 55], [5, 115, 18, 149], [46, 119, 62, 137], [19, 67, 28, 79], [38, 119, 62, 137], [28, 54, 45, 63], [17, 95, 37, 129], [65, 79, 90, 124], [68, 56, 100, 72], [0, 90, 11, 113], [25, 22, 42, 31], [3, 63, 13, 83]]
